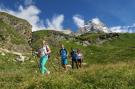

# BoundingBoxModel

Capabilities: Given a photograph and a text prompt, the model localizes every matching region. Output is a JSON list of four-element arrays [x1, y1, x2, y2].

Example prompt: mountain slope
[[0, 12, 32, 52], [1, 31, 135, 89], [32, 30, 73, 49], [32, 30, 135, 64]]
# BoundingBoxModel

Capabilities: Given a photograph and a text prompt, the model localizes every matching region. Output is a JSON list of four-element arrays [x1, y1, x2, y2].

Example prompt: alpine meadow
[[1, 0, 135, 89]]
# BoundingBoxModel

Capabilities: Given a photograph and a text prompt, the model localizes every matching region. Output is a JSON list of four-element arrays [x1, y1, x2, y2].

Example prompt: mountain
[[0, 12, 32, 53], [32, 29, 120, 50], [77, 18, 111, 35], [32, 30, 73, 49]]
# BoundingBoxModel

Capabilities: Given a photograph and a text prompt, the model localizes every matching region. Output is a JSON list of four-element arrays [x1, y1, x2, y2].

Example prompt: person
[[59, 44, 68, 71], [38, 40, 51, 75], [70, 48, 78, 69], [43, 41, 51, 59], [76, 49, 83, 68]]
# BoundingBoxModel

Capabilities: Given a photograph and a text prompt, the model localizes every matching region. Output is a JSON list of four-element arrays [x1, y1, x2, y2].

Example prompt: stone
[[1, 52, 5, 56]]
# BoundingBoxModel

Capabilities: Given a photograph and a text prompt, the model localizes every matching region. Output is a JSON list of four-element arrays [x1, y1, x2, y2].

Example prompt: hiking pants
[[40, 55, 48, 74], [72, 59, 78, 69]]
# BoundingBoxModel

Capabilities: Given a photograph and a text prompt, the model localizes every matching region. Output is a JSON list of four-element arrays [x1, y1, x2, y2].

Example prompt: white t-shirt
[[40, 45, 50, 57], [77, 53, 82, 59]]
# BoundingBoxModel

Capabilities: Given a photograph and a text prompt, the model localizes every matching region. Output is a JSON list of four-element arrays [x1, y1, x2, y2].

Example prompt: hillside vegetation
[[1, 29, 135, 89], [0, 12, 31, 53]]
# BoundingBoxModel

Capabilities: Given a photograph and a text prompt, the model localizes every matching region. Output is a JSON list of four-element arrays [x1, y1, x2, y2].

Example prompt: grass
[[1, 53, 135, 89], [1, 32, 135, 89], [0, 20, 27, 45]]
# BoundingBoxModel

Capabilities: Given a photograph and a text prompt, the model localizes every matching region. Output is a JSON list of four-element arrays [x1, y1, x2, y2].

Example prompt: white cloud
[[110, 24, 135, 33], [0, 5, 46, 32], [0, 2, 65, 32], [46, 15, 64, 30], [73, 15, 84, 28]]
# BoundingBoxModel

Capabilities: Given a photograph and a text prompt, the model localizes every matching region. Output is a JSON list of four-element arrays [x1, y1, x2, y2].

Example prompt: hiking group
[[34, 40, 83, 75]]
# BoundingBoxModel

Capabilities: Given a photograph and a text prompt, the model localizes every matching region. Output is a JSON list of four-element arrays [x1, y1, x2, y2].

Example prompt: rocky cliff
[[0, 12, 32, 53]]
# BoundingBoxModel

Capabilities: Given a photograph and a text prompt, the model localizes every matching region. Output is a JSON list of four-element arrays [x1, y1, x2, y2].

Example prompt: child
[[76, 49, 83, 68]]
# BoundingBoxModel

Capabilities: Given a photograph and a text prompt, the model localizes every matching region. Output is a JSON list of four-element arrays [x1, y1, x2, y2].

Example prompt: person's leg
[[63, 58, 67, 71], [43, 56, 48, 73], [40, 56, 48, 74], [75, 60, 79, 69], [61, 59, 64, 68], [77, 60, 80, 69], [72, 59, 74, 69], [40, 57, 44, 74], [78, 59, 82, 68], [63, 64, 66, 70]]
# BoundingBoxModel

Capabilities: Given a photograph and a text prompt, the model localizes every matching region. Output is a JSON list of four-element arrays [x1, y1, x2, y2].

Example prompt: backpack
[[36, 47, 46, 58], [71, 50, 77, 60], [46, 46, 51, 59], [60, 49, 67, 59], [37, 49, 41, 58]]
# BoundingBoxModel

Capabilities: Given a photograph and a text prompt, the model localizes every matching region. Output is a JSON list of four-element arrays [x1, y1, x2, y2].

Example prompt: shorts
[[61, 58, 67, 65], [77, 59, 82, 63]]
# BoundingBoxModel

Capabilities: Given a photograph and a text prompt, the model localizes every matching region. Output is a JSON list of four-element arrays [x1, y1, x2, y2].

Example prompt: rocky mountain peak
[[77, 18, 111, 35]]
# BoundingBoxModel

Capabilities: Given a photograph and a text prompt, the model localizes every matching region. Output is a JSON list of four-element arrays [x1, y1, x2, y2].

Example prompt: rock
[[67, 65, 72, 68], [1, 52, 5, 56], [15, 55, 27, 62], [82, 41, 91, 46], [30, 60, 35, 63], [82, 63, 87, 66], [75, 42, 81, 45]]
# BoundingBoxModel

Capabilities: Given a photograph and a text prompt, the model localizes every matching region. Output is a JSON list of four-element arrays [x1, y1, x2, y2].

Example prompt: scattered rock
[[67, 65, 72, 68], [75, 42, 81, 45], [15, 55, 25, 62], [1, 52, 5, 56], [82, 41, 91, 46], [30, 60, 35, 63], [82, 63, 87, 66]]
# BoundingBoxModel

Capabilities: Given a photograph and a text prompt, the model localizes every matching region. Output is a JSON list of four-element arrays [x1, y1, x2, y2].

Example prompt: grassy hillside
[[0, 20, 26, 44], [32, 31, 135, 64], [0, 12, 32, 40], [1, 30, 135, 89], [0, 12, 32, 53]]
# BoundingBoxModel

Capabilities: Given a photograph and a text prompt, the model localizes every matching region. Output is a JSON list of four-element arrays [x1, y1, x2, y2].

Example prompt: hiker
[[76, 49, 83, 68], [38, 40, 51, 75], [70, 48, 78, 69], [60, 44, 68, 71], [43, 41, 51, 59]]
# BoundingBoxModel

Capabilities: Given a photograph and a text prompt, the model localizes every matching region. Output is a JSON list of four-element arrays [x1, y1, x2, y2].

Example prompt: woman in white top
[[76, 49, 83, 68], [39, 40, 51, 75]]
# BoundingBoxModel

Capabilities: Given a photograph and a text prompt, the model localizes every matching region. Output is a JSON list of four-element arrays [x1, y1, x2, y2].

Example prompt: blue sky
[[0, 0, 135, 32]]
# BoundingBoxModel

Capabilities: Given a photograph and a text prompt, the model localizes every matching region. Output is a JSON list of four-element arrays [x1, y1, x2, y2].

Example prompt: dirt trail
[[0, 48, 29, 62], [0, 48, 22, 55]]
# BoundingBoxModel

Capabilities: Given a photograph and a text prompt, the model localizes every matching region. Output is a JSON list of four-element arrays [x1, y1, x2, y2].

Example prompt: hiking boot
[[47, 71, 50, 75]]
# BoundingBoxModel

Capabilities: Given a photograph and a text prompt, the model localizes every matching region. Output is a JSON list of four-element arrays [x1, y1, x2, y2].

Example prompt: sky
[[0, 0, 135, 32]]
